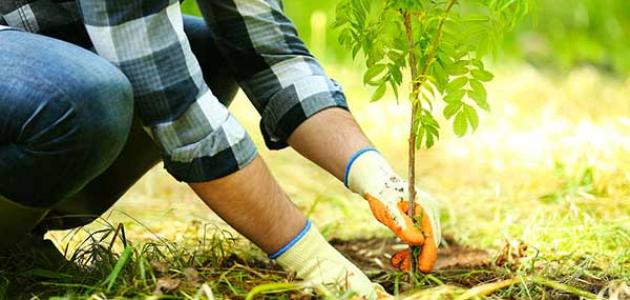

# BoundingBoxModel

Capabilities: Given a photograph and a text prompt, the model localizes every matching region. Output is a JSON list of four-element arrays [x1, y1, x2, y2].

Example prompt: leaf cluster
[[335, 0, 531, 148]]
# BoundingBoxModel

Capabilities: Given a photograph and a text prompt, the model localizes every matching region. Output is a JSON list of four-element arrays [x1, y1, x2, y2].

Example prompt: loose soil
[[331, 235, 492, 273]]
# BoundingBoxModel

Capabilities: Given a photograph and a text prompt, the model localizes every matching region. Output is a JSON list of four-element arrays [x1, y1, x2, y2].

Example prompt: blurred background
[[182, 0, 630, 74], [50, 0, 630, 285]]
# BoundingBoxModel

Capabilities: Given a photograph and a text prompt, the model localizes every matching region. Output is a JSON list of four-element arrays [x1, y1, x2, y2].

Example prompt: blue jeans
[[0, 16, 238, 230], [0, 30, 134, 207]]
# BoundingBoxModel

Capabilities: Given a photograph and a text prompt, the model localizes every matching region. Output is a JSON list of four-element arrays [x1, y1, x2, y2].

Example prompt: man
[[0, 0, 441, 297]]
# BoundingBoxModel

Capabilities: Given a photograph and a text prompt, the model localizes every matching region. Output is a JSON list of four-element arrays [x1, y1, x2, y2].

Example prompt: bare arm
[[287, 108, 372, 181], [189, 155, 305, 253]]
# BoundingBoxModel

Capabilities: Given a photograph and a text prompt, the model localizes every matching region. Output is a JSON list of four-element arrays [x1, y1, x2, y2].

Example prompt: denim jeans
[[0, 30, 134, 207], [0, 16, 239, 230]]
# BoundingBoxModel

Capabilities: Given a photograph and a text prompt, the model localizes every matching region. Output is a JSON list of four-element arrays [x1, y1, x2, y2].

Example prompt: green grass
[[3, 65, 630, 299]]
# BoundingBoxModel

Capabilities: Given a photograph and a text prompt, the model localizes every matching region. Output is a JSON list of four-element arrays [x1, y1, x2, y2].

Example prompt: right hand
[[363, 177, 441, 273]]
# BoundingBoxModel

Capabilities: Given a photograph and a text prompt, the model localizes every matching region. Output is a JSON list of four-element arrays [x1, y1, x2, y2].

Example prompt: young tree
[[335, 0, 531, 275]]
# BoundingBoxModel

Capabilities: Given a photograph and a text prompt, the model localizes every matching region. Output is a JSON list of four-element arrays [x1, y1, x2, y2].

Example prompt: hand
[[274, 220, 389, 299], [363, 177, 441, 273]]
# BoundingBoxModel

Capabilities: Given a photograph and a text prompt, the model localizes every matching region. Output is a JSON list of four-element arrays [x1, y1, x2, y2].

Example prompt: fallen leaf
[[183, 267, 201, 282], [154, 278, 181, 295], [150, 261, 169, 274]]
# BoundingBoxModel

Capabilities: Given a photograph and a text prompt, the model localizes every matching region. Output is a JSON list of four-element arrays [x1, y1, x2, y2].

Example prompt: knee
[[21, 69, 133, 203], [0, 32, 134, 206], [43, 64, 134, 164], [76, 66, 134, 160]]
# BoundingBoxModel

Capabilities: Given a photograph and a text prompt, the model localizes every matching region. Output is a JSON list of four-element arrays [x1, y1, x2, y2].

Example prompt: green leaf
[[471, 69, 494, 81], [425, 131, 435, 148], [444, 89, 465, 103], [453, 112, 468, 137], [371, 83, 386, 102], [468, 79, 489, 112], [470, 79, 487, 97], [390, 64, 403, 84], [446, 60, 469, 76], [415, 126, 425, 150], [468, 89, 489, 111], [471, 58, 484, 70], [443, 102, 462, 119], [421, 91, 434, 111], [426, 123, 440, 139], [389, 80, 399, 100], [364, 64, 387, 85], [463, 104, 479, 130], [412, 112, 421, 134], [424, 112, 440, 129], [352, 44, 361, 58], [475, 98, 491, 111], [446, 77, 468, 93], [337, 28, 352, 46], [431, 61, 449, 92]]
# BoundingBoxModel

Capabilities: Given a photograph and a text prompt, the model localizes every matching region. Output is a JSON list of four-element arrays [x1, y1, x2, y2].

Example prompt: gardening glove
[[345, 148, 441, 273], [273, 220, 387, 299]]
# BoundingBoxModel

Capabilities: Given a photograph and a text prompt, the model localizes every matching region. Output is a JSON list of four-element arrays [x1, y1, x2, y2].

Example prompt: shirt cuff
[[164, 134, 257, 182], [260, 78, 349, 150]]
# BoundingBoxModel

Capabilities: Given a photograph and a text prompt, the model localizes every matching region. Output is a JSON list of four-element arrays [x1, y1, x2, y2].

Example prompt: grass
[[2, 64, 629, 299]]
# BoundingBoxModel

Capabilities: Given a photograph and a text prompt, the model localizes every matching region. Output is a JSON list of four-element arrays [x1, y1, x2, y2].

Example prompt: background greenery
[[183, 0, 630, 74]]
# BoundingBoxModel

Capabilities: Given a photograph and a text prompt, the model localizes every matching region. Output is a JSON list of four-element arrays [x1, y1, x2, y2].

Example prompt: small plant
[[335, 0, 530, 276]]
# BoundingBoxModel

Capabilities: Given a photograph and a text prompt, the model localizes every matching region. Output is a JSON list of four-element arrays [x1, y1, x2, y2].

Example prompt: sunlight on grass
[[45, 64, 630, 299]]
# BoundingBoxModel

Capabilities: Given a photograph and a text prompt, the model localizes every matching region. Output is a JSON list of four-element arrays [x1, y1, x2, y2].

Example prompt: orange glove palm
[[364, 185, 440, 273], [345, 148, 441, 273]]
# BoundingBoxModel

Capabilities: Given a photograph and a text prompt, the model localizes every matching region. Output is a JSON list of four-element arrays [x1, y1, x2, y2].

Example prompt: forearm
[[189, 155, 377, 297], [287, 108, 372, 181], [189, 155, 306, 254]]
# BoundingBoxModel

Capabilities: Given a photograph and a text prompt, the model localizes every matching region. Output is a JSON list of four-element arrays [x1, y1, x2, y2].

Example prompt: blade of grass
[[245, 282, 301, 300], [103, 246, 133, 292], [530, 276, 603, 300]]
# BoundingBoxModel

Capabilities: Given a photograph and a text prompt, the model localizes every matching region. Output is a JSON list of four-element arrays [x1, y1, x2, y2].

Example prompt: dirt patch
[[331, 235, 492, 273]]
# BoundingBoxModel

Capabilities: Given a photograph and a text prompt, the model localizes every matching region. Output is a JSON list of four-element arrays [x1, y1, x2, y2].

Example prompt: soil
[[331, 235, 492, 273], [330, 235, 504, 293], [331, 237, 612, 298]]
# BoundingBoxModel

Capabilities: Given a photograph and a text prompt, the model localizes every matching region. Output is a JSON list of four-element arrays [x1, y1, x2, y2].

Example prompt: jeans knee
[[0, 31, 134, 207], [73, 68, 134, 166]]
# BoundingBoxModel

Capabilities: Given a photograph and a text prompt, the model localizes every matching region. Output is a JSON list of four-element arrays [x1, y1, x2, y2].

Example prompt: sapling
[[335, 0, 530, 277]]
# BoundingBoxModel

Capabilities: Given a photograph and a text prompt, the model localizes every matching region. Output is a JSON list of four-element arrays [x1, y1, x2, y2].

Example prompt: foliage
[[504, 0, 630, 74], [182, 0, 630, 74], [334, 0, 531, 149]]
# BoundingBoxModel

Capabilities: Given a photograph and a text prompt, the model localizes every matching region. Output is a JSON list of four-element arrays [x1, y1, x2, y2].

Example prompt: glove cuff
[[345, 148, 397, 197], [343, 147, 379, 187], [274, 221, 376, 299], [268, 220, 312, 259]]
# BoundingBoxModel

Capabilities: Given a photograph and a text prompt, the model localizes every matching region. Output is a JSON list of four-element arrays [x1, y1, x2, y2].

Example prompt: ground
[[3, 64, 629, 299]]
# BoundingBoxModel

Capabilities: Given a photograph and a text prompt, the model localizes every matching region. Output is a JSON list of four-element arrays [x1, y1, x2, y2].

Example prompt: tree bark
[[403, 12, 419, 279]]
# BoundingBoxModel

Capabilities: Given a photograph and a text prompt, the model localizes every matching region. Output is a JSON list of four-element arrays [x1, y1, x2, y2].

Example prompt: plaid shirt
[[0, 0, 348, 182]]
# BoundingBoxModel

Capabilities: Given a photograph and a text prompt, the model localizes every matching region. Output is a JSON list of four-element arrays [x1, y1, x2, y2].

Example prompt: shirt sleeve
[[198, 0, 349, 150], [77, 0, 257, 182]]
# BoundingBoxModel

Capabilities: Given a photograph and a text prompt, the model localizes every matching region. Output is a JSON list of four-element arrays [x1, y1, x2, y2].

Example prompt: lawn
[[5, 64, 630, 299]]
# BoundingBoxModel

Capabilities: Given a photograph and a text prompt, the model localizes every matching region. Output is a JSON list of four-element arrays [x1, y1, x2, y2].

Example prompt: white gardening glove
[[345, 148, 441, 272], [273, 221, 385, 299]]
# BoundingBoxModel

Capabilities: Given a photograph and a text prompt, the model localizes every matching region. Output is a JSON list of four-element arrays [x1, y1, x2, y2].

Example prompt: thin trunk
[[402, 0, 458, 281], [403, 12, 419, 279]]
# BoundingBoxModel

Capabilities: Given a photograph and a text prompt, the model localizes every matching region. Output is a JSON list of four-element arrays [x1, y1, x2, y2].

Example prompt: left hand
[[362, 177, 441, 273]]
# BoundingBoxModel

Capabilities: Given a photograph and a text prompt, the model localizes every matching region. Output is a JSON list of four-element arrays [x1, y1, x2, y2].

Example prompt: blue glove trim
[[268, 219, 312, 259], [343, 147, 379, 187]]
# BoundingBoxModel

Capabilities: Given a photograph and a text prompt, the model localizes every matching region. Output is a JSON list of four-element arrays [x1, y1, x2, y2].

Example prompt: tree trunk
[[403, 12, 419, 279]]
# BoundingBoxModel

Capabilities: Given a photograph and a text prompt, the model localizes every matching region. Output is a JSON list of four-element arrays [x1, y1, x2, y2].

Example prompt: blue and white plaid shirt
[[0, 0, 348, 182]]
